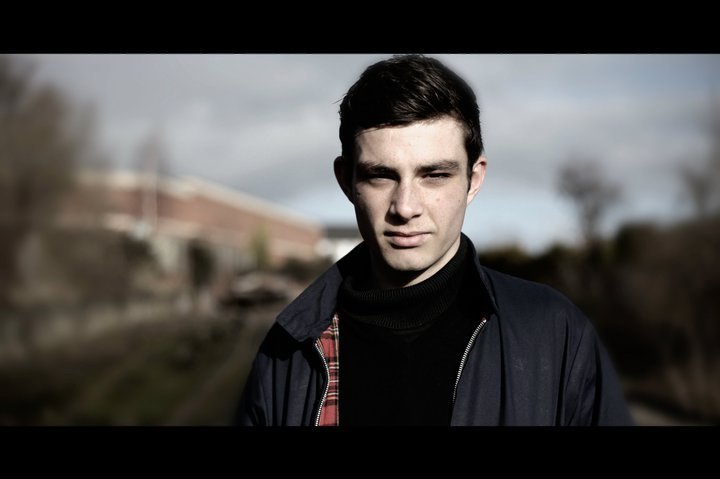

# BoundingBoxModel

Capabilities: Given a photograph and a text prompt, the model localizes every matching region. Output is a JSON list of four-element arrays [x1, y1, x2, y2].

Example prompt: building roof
[[77, 169, 322, 231]]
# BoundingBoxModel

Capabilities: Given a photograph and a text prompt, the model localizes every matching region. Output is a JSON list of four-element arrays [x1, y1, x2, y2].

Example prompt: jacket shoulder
[[481, 266, 589, 332]]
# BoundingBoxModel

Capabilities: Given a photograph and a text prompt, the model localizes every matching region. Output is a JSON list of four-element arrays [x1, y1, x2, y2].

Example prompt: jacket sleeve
[[234, 324, 293, 426], [565, 318, 635, 426], [234, 346, 270, 426], [233, 323, 314, 426]]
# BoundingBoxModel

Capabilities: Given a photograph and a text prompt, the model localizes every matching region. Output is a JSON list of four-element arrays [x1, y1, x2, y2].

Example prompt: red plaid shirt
[[315, 313, 340, 426]]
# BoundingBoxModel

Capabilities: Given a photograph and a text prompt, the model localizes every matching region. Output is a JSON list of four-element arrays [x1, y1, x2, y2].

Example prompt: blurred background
[[0, 54, 718, 425]]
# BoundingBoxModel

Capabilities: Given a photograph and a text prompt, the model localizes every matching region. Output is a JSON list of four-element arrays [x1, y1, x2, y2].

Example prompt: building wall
[[64, 171, 325, 274]]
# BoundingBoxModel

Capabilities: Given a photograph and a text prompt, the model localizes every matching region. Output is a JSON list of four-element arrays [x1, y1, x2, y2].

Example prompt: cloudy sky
[[21, 54, 720, 253]]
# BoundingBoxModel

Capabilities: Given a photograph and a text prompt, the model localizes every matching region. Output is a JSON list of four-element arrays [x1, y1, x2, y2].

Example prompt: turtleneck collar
[[337, 235, 470, 330]]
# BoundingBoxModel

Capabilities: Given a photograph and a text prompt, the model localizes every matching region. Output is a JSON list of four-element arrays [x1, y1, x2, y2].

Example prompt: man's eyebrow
[[356, 160, 461, 176], [417, 160, 461, 174], [356, 162, 398, 175]]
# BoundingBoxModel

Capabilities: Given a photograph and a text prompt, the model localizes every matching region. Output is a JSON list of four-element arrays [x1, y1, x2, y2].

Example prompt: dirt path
[[629, 402, 710, 426]]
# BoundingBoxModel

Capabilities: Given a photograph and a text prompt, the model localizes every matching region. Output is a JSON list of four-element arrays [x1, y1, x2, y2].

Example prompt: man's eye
[[426, 173, 451, 179], [367, 174, 393, 182]]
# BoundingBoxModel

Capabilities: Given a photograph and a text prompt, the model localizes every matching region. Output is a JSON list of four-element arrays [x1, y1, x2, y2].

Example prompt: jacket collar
[[276, 233, 499, 343]]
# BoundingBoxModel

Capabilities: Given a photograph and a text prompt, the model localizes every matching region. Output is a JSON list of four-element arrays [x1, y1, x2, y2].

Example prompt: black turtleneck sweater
[[337, 236, 485, 426]]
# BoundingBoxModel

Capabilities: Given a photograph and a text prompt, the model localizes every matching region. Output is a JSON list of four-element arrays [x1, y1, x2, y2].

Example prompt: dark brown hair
[[339, 54, 483, 176]]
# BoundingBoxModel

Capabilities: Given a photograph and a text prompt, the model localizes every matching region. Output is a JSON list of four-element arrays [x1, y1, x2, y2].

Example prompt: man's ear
[[333, 156, 354, 203], [466, 155, 487, 205]]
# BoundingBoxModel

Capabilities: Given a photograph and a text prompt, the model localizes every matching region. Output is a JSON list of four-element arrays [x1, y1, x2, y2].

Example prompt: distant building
[[316, 224, 363, 262], [60, 170, 326, 277]]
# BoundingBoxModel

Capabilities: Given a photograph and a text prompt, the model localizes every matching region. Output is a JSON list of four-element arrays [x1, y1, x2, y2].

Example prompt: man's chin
[[380, 253, 430, 274]]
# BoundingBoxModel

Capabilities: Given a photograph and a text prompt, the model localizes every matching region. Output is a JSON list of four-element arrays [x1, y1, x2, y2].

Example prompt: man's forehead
[[355, 120, 466, 165], [356, 118, 464, 141]]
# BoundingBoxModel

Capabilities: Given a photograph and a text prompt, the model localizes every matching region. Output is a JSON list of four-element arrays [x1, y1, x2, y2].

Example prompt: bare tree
[[557, 158, 621, 248], [680, 165, 714, 219], [0, 55, 97, 307], [681, 96, 720, 218], [133, 130, 172, 238]]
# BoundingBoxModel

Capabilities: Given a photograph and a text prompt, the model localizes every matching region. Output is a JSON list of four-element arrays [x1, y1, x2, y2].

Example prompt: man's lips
[[384, 231, 430, 248]]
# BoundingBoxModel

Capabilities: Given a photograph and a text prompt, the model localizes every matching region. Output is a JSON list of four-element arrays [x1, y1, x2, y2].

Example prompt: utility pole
[[136, 132, 163, 239]]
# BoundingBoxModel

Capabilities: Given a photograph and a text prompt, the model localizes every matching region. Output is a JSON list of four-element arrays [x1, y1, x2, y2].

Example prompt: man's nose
[[389, 181, 423, 220]]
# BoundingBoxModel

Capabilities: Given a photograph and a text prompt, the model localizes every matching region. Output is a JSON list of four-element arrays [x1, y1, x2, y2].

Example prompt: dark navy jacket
[[236, 238, 634, 426]]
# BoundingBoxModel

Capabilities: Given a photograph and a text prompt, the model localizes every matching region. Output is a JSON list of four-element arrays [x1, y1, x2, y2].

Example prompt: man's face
[[335, 116, 486, 288]]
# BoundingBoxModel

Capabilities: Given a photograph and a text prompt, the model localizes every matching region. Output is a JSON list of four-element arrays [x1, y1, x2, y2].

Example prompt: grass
[[0, 306, 277, 426]]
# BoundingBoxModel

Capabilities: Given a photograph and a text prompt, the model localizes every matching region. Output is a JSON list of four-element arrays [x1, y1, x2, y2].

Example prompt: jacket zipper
[[314, 316, 487, 424], [314, 340, 330, 426], [452, 318, 487, 405]]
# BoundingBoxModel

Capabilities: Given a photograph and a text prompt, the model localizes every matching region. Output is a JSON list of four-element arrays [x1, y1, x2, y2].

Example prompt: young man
[[236, 55, 633, 426]]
